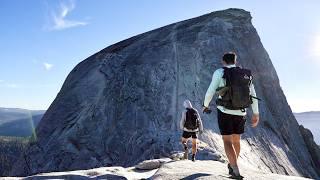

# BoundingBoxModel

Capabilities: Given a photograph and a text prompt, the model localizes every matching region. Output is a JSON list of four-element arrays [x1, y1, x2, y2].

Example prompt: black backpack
[[216, 67, 253, 110], [184, 108, 199, 130]]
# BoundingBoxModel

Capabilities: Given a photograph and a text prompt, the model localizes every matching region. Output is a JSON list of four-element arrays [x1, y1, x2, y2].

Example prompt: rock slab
[[152, 160, 313, 180], [10, 8, 320, 179]]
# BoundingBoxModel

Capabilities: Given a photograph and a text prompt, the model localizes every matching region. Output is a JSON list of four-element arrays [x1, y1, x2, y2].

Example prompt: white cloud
[[306, 34, 320, 68], [0, 83, 56, 89], [0, 81, 21, 88], [43, 62, 54, 70], [47, 0, 88, 31], [5, 84, 20, 88], [312, 35, 320, 57]]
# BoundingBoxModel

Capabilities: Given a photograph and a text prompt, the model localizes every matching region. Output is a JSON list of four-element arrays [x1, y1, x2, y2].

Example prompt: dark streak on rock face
[[299, 125, 320, 175], [10, 8, 320, 178]]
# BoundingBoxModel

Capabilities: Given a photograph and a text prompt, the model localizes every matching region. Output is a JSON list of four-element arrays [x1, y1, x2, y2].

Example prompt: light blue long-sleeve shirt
[[204, 64, 259, 116]]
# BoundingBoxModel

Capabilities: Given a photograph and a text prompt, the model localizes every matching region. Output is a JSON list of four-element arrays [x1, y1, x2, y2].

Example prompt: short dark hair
[[222, 52, 237, 64]]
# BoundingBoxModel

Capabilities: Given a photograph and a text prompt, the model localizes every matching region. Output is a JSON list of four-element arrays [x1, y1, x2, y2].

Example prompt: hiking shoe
[[229, 171, 244, 180], [228, 163, 233, 175], [191, 154, 196, 162]]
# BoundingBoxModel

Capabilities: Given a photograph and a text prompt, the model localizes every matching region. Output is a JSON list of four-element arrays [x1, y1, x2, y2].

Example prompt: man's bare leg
[[222, 135, 237, 166], [232, 134, 241, 159], [181, 137, 188, 148], [191, 138, 197, 161], [191, 138, 197, 154], [223, 135, 242, 177], [181, 137, 188, 159]]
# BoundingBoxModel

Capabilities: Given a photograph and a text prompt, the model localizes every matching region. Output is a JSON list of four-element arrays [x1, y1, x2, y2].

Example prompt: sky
[[0, 0, 320, 112]]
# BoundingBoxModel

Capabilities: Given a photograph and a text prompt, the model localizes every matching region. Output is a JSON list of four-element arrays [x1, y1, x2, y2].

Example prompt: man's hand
[[202, 106, 212, 114], [251, 114, 259, 128]]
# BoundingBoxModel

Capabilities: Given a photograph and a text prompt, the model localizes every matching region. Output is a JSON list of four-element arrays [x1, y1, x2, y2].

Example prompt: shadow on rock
[[24, 174, 127, 180], [180, 173, 212, 180], [96, 174, 127, 179], [131, 168, 158, 173]]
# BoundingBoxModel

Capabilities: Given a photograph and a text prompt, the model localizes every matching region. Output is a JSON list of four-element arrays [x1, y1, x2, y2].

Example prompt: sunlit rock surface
[[10, 8, 320, 179]]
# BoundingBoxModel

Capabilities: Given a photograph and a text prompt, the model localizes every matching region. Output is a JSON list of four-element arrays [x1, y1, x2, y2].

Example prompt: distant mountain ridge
[[0, 107, 45, 137], [0, 108, 45, 176], [294, 111, 320, 145], [295, 111, 320, 116]]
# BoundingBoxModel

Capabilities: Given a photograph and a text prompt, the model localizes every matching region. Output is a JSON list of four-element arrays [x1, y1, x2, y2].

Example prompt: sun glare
[[312, 35, 320, 57]]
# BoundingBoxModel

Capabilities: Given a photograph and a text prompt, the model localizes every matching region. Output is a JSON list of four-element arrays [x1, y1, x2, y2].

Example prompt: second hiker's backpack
[[216, 67, 253, 110], [184, 108, 199, 130]]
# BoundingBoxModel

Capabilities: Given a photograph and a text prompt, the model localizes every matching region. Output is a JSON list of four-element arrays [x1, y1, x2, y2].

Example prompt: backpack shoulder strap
[[222, 67, 228, 78], [222, 67, 232, 86]]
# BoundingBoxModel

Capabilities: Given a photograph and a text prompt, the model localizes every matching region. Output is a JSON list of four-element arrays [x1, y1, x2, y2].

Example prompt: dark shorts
[[217, 109, 246, 135], [182, 131, 197, 139]]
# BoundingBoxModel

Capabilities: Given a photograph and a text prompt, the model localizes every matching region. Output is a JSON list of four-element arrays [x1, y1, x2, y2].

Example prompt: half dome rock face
[[11, 8, 320, 178]]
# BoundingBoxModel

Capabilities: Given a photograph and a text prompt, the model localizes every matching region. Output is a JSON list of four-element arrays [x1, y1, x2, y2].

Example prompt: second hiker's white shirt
[[204, 64, 259, 116]]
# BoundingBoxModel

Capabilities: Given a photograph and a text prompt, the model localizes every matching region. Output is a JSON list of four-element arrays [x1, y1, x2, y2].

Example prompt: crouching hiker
[[180, 100, 204, 161]]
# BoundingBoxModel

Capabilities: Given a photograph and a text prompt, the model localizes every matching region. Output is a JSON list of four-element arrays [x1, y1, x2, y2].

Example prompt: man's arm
[[179, 111, 186, 130], [203, 70, 221, 107], [250, 83, 259, 127], [250, 83, 259, 114]]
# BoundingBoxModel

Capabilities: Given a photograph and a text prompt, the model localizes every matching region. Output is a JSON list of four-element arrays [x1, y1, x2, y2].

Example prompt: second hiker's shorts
[[182, 131, 197, 139], [217, 109, 246, 135]]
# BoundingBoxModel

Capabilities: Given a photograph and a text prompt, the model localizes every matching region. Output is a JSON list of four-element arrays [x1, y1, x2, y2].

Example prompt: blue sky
[[0, 0, 320, 112]]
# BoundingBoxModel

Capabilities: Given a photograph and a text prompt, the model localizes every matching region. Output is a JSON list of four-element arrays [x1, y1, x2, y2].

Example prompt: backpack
[[184, 108, 199, 130], [216, 67, 253, 110]]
